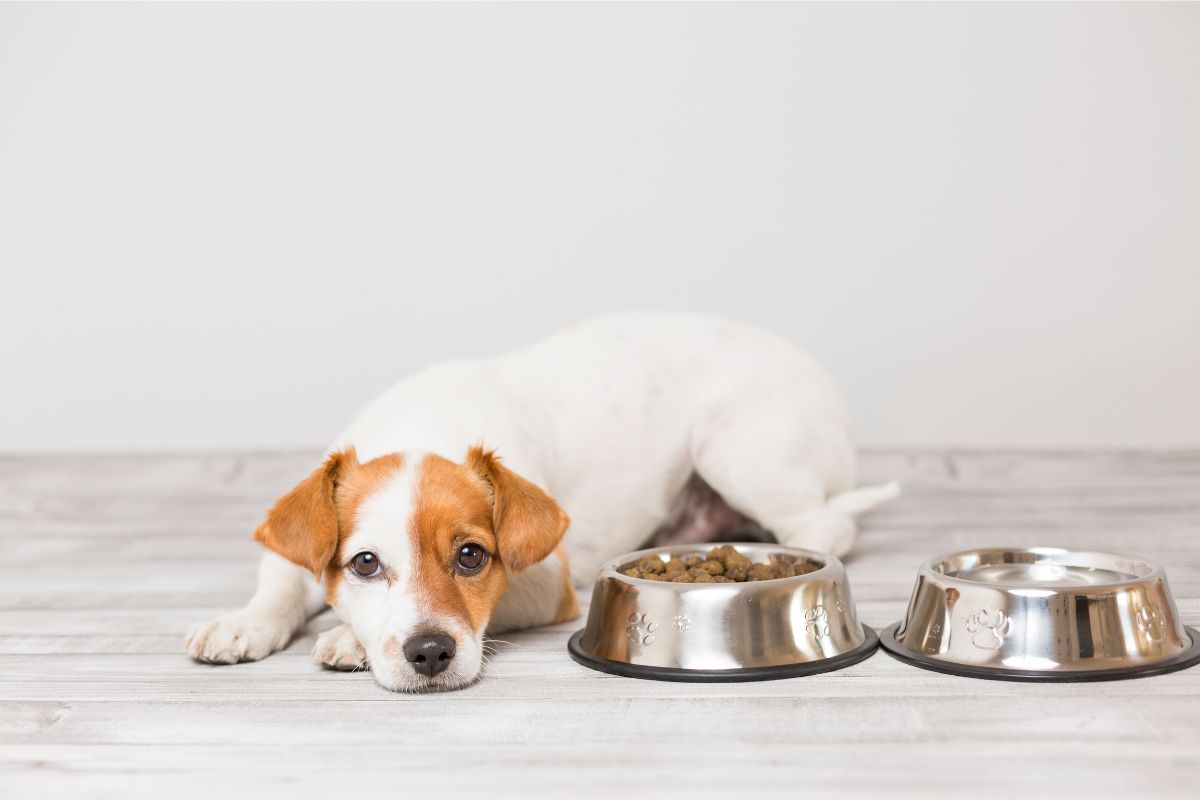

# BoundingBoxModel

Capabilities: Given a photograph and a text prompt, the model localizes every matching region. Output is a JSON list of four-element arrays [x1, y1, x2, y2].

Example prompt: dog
[[186, 313, 898, 691]]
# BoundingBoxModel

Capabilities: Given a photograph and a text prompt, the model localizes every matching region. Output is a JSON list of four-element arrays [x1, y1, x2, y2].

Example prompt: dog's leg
[[688, 396, 896, 558], [487, 545, 579, 633], [186, 551, 326, 664], [312, 623, 368, 671]]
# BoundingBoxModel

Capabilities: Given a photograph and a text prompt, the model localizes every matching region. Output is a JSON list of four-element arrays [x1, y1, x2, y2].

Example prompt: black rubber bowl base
[[878, 622, 1200, 682], [567, 625, 879, 683]]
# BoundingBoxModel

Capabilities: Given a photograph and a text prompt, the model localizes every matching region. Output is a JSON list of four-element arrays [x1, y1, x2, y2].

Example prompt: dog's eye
[[350, 551, 381, 578], [456, 544, 488, 574]]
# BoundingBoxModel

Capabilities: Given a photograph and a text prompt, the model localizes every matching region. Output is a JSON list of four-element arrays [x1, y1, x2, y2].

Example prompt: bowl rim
[[596, 542, 840, 589], [917, 546, 1166, 591]]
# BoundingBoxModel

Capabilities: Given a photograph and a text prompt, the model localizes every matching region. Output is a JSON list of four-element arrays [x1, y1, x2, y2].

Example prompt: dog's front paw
[[186, 610, 294, 664], [313, 624, 368, 671]]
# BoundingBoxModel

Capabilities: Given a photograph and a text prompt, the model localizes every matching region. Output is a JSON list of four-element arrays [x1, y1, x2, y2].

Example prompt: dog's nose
[[402, 633, 456, 678]]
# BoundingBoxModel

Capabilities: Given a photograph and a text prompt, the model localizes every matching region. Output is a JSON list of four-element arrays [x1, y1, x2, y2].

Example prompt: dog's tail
[[829, 481, 902, 516], [786, 481, 900, 557]]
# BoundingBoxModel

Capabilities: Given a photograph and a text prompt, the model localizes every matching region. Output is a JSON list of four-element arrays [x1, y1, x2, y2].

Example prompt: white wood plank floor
[[2, 450, 1199, 799]]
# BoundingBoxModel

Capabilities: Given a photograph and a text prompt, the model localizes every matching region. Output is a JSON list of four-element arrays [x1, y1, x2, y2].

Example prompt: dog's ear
[[253, 448, 357, 577], [466, 446, 569, 574]]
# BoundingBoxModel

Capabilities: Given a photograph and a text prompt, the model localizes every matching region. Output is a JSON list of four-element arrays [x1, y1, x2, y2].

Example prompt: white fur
[[341, 314, 894, 575], [488, 552, 570, 634], [187, 313, 897, 689], [333, 463, 424, 687], [312, 623, 367, 671]]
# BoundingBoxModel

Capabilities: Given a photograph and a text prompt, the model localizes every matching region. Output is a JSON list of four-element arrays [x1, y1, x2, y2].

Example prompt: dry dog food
[[620, 545, 818, 583]]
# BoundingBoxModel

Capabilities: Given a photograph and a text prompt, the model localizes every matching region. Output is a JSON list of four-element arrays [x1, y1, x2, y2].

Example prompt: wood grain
[[2, 450, 1198, 799]]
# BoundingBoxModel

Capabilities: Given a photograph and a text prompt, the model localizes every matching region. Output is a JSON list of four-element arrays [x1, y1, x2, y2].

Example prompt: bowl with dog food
[[879, 547, 1200, 682], [567, 543, 878, 682]]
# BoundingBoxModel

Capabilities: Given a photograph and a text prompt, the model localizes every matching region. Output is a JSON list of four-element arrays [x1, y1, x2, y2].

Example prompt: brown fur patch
[[409, 454, 509, 631], [253, 450, 352, 577], [250, 448, 409, 602], [407, 449, 572, 633], [382, 636, 403, 661], [465, 446, 571, 573]]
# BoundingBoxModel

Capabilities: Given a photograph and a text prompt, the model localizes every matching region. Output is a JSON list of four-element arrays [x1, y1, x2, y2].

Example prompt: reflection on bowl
[[880, 547, 1200, 682], [567, 543, 878, 682]]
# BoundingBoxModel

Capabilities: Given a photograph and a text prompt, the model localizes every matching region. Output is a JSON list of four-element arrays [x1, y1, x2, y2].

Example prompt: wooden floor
[[2, 450, 1199, 798]]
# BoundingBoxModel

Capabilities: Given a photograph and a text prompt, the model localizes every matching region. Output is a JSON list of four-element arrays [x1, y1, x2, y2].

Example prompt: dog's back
[[336, 313, 885, 580]]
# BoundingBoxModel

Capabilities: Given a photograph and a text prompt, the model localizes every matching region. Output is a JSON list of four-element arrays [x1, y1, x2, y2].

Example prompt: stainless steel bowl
[[567, 543, 878, 682], [880, 547, 1200, 682]]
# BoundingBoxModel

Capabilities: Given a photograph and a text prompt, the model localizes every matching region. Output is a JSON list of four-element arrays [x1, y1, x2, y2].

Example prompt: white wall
[[2, 3, 1198, 451]]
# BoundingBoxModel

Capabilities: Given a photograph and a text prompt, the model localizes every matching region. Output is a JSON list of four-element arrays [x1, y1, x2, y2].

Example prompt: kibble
[[620, 545, 818, 583]]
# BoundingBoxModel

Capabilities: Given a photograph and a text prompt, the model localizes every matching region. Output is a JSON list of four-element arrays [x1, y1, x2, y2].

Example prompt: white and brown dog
[[186, 314, 897, 691]]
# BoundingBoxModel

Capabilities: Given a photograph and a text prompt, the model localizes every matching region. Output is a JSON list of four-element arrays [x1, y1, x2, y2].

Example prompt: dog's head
[[253, 446, 569, 691]]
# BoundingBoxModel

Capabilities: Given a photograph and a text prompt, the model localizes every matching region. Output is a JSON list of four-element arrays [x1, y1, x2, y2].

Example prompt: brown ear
[[466, 446, 569, 574], [253, 448, 356, 576]]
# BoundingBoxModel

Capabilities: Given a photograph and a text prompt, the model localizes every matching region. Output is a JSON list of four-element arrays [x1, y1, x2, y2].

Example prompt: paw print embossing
[[673, 615, 691, 631], [835, 598, 848, 614], [1135, 605, 1165, 643], [965, 609, 1012, 650], [804, 605, 831, 639], [627, 612, 658, 646]]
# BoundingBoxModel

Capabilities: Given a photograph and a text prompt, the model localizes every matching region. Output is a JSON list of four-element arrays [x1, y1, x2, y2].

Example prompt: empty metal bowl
[[880, 547, 1200, 682], [567, 543, 878, 682]]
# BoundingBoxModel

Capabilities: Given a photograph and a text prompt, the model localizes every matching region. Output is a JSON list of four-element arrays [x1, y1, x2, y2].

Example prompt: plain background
[[2, 2, 1197, 452]]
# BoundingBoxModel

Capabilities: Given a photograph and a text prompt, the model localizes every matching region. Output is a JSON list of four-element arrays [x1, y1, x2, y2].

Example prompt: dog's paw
[[313, 624, 368, 671], [186, 610, 294, 664]]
